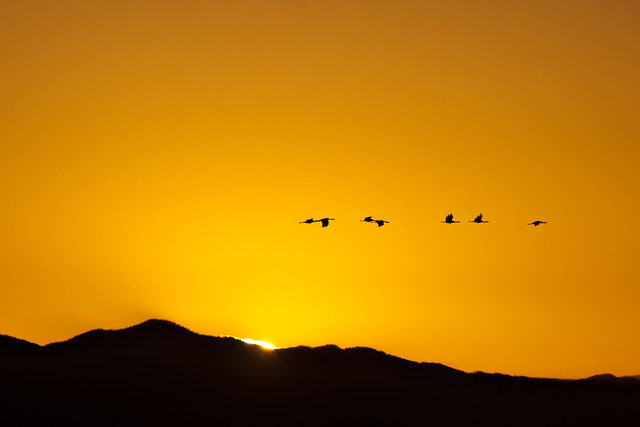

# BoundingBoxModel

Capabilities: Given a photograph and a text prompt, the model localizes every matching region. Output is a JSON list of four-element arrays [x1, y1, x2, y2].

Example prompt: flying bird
[[442, 213, 459, 223], [318, 218, 335, 227], [469, 214, 488, 223], [299, 218, 315, 224], [361, 216, 375, 223], [374, 220, 389, 227], [528, 220, 547, 226]]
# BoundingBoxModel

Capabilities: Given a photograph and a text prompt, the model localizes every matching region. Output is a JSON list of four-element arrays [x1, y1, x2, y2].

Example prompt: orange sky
[[1, 0, 639, 378]]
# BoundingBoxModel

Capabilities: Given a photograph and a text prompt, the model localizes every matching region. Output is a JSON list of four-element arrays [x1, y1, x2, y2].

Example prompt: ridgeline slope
[[1, 319, 639, 426]]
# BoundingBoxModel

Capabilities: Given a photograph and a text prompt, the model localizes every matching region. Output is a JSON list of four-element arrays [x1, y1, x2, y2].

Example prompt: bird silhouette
[[441, 213, 459, 223], [374, 220, 389, 227], [299, 218, 315, 224], [469, 214, 488, 223], [361, 216, 375, 223], [318, 218, 335, 227], [528, 220, 547, 226]]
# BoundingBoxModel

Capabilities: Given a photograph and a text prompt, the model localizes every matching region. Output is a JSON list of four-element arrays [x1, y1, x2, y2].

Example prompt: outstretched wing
[[321, 218, 329, 227]]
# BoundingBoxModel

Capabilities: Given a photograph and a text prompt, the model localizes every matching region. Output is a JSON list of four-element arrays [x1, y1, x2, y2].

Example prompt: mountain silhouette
[[1, 319, 639, 426], [0, 333, 40, 356]]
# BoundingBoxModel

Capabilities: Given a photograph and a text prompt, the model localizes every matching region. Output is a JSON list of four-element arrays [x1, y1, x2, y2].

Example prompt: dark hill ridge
[[1, 319, 639, 426], [0, 333, 40, 355]]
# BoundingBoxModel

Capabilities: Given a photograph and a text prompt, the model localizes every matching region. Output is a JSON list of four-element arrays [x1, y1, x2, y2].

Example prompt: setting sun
[[241, 338, 277, 350]]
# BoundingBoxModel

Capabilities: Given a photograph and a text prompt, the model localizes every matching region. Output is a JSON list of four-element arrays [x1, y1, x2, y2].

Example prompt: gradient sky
[[1, 0, 639, 378]]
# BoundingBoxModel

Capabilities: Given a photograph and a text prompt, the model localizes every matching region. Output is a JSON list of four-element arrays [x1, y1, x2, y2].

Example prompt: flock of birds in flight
[[300, 214, 547, 228]]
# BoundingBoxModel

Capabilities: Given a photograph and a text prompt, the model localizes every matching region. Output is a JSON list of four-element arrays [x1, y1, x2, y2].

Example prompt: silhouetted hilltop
[[43, 318, 233, 355], [46, 318, 198, 348], [582, 373, 640, 384], [0, 333, 40, 356], [1, 319, 639, 426]]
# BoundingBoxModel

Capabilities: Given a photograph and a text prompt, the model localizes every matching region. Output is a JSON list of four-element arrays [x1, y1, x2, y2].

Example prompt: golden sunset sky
[[1, 0, 639, 378]]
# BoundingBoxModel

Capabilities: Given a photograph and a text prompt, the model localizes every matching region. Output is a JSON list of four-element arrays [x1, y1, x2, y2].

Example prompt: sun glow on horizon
[[241, 338, 277, 350]]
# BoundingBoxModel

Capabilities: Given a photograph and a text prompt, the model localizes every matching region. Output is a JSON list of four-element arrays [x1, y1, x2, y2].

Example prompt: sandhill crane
[[299, 218, 315, 224], [361, 216, 375, 223], [374, 220, 389, 227], [441, 213, 459, 223], [469, 214, 488, 223], [318, 218, 335, 227], [528, 220, 547, 226]]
